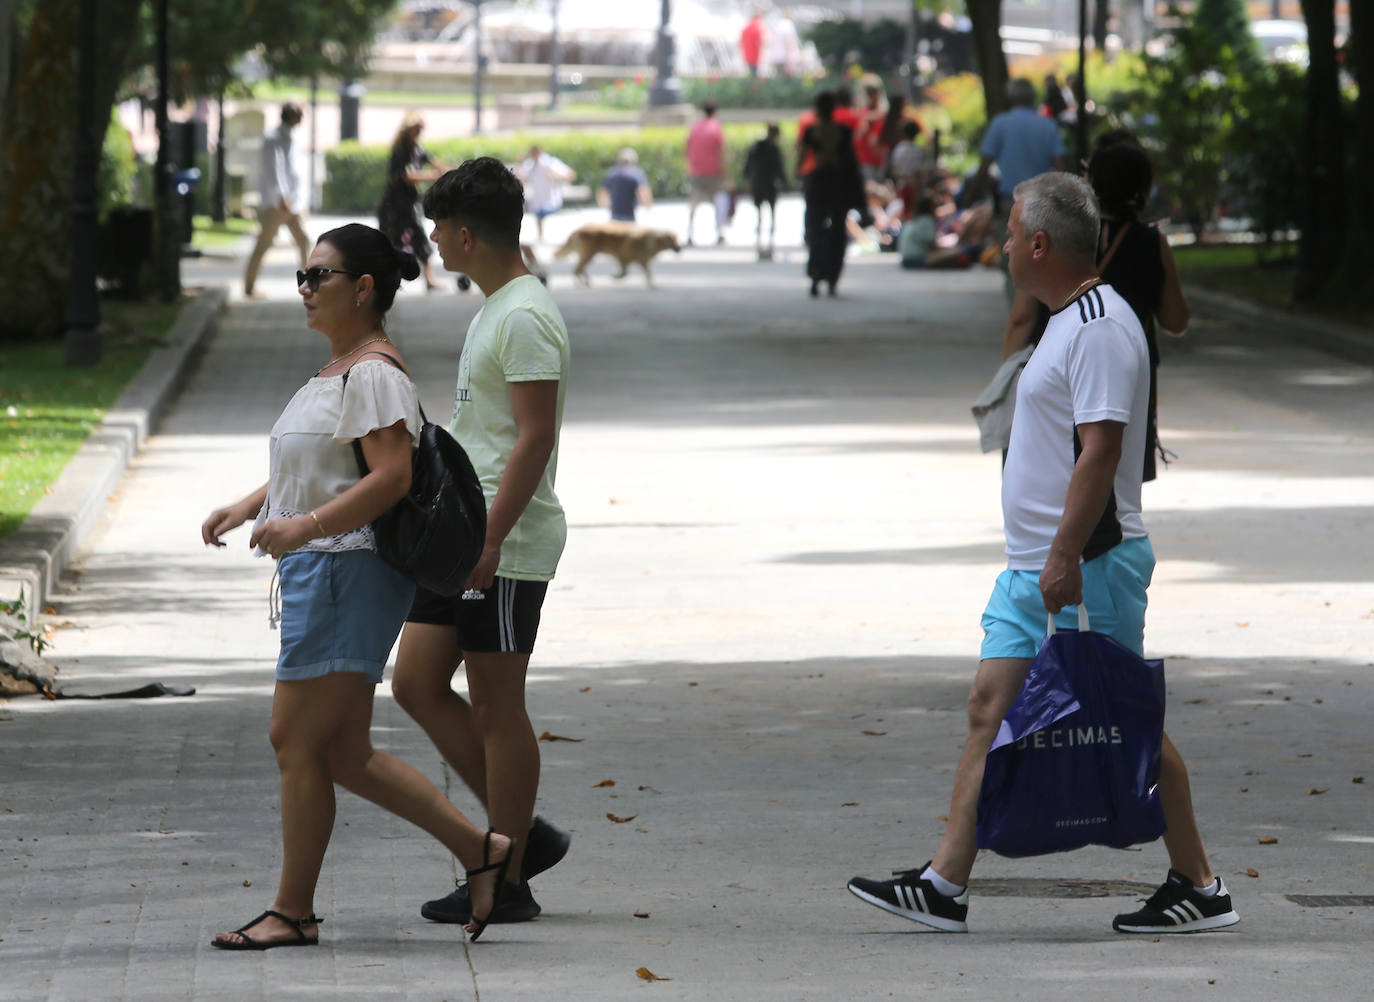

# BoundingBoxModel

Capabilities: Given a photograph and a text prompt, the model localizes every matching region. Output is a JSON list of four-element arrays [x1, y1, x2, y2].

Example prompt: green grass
[[192, 214, 256, 251], [0, 300, 178, 542], [1173, 240, 1373, 328], [1174, 241, 1300, 311]]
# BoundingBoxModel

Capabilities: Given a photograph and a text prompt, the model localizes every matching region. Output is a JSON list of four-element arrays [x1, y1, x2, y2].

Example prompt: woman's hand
[[202, 502, 251, 547], [249, 516, 316, 559]]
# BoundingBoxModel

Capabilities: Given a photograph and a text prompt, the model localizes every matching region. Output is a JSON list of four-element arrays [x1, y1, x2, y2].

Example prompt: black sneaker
[[522, 816, 571, 881], [847, 862, 969, 933], [421, 879, 541, 925], [1112, 870, 1240, 933], [418, 817, 568, 924]]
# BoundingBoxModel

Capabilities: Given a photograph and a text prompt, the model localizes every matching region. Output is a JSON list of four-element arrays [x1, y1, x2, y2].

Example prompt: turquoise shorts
[[276, 549, 416, 685], [980, 536, 1154, 660]]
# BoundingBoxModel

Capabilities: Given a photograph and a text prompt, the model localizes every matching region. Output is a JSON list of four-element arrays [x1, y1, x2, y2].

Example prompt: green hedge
[[323, 122, 800, 215]]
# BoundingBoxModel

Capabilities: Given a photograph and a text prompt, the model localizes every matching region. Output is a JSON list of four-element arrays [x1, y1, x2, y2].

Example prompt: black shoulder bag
[[341, 354, 487, 596]]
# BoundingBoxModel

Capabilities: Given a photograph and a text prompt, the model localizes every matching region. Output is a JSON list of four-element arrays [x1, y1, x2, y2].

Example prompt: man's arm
[[1038, 420, 1124, 613], [465, 379, 559, 590]]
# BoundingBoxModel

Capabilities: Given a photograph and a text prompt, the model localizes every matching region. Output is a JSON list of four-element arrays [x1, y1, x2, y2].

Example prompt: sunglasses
[[296, 266, 360, 292]]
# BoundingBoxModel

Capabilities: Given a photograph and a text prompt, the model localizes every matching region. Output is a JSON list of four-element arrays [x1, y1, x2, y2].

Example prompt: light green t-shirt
[[450, 274, 570, 581]]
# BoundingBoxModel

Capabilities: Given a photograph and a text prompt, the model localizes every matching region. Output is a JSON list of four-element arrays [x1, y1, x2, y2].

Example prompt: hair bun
[[396, 249, 422, 282]]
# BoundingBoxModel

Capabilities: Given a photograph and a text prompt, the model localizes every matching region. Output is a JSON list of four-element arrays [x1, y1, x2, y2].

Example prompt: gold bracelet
[[309, 511, 326, 537]]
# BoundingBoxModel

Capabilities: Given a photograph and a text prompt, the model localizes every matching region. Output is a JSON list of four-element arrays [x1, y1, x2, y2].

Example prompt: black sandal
[[465, 832, 517, 942], [210, 909, 323, 950]]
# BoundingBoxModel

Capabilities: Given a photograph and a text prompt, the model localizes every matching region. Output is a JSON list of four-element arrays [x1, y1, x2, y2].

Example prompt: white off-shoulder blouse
[[253, 359, 421, 555]]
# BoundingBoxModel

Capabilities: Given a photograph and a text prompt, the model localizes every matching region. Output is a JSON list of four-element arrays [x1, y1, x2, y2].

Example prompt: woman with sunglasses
[[201, 223, 515, 949]]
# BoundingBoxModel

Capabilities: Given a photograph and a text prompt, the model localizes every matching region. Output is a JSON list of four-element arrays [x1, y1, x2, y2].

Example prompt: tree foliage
[[0, 0, 401, 343], [1102, 13, 1307, 249]]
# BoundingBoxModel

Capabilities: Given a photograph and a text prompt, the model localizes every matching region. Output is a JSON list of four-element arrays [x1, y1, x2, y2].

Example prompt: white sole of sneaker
[[1115, 910, 1240, 934], [847, 884, 968, 933]]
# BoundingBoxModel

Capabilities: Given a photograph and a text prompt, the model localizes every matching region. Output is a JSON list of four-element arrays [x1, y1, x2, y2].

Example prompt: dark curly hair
[[316, 223, 420, 316], [421, 157, 524, 249], [1087, 140, 1153, 221]]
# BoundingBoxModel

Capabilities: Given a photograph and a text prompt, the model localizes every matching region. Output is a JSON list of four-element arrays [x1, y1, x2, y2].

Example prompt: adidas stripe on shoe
[[847, 862, 969, 933], [1112, 869, 1240, 934]]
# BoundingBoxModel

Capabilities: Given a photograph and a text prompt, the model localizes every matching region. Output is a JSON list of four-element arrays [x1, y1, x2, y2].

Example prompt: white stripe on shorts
[[498, 577, 516, 652]]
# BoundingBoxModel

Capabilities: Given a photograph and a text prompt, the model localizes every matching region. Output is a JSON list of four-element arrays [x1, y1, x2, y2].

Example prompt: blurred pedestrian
[[767, 8, 802, 77], [516, 143, 575, 242], [975, 78, 1067, 298], [798, 91, 863, 297], [740, 9, 766, 78], [599, 147, 652, 223], [743, 123, 788, 256], [686, 101, 727, 246], [378, 111, 449, 291], [204, 222, 515, 949], [243, 102, 310, 299], [854, 76, 888, 181]]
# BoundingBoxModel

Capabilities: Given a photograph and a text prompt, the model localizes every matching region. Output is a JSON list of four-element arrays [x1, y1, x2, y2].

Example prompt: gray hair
[[616, 147, 639, 165], [1013, 172, 1100, 265], [1006, 78, 1036, 108]]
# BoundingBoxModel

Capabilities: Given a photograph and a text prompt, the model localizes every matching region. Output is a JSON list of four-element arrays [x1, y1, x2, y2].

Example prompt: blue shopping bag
[[975, 608, 1167, 858]]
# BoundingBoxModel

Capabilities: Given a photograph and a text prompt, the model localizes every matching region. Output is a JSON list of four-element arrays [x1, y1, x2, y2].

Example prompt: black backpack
[[342, 354, 487, 596]]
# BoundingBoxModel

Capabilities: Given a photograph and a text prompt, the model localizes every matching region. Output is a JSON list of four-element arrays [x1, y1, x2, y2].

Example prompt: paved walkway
[[2, 228, 1373, 1000]]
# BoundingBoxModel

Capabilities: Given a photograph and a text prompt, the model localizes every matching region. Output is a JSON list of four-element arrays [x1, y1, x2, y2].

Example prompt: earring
[[355, 299, 362, 307]]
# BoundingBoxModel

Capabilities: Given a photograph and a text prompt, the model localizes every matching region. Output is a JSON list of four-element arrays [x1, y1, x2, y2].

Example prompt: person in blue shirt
[[598, 148, 653, 223], [974, 79, 1067, 298]]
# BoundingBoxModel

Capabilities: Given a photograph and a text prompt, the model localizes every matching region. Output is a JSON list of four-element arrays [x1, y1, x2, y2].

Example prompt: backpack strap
[[339, 350, 427, 478]]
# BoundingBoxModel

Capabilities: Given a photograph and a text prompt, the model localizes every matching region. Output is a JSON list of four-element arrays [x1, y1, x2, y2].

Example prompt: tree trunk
[[0, 0, 141, 341], [0, 0, 19, 141], [1294, 0, 1344, 303], [1336, 0, 1373, 306], [1094, 0, 1110, 53], [966, 0, 1008, 120]]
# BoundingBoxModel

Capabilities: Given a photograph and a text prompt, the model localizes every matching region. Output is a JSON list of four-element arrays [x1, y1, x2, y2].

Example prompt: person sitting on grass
[[900, 196, 987, 270]]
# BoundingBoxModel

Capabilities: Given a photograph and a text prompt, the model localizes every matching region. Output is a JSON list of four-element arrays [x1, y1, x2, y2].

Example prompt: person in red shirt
[[740, 11, 765, 78], [686, 101, 727, 245]]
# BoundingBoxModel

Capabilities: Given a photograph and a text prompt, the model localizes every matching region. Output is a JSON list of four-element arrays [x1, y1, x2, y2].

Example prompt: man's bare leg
[[463, 650, 538, 880], [1157, 731, 1215, 887], [392, 623, 488, 801], [929, 656, 1033, 886]]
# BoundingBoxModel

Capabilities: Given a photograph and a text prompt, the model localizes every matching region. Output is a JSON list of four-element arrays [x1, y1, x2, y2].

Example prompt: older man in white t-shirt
[[848, 173, 1240, 937]]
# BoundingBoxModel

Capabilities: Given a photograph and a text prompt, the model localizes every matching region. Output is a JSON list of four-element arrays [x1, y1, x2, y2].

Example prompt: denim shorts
[[980, 536, 1155, 660], [276, 549, 416, 685]]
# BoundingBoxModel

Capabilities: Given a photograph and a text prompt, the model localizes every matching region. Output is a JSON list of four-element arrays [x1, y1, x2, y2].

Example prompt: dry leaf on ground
[[538, 731, 583, 742], [635, 967, 671, 982], [861, 729, 887, 736], [1244, 868, 1259, 878], [578, 686, 591, 693], [607, 812, 638, 824], [1185, 698, 1208, 704], [1258, 836, 1278, 845], [1307, 788, 1328, 795], [841, 801, 859, 807], [634, 910, 650, 919], [1353, 776, 1365, 784], [593, 779, 616, 788]]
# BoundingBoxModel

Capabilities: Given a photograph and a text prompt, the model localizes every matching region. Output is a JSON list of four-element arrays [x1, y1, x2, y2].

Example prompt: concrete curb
[[1188, 285, 1374, 367], [0, 287, 227, 617]]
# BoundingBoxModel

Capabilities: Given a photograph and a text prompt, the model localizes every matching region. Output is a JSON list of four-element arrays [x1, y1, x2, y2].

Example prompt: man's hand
[[1039, 548, 1082, 614], [465, 542, 501, 592], [249, 516, 315, 560]]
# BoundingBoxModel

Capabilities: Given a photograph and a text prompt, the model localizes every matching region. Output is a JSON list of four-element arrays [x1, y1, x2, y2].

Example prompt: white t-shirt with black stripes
[[1001, 283, 1150, 571]]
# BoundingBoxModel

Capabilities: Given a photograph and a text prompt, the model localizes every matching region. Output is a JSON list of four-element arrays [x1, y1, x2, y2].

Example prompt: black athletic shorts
[[406, 576, 549, 654]]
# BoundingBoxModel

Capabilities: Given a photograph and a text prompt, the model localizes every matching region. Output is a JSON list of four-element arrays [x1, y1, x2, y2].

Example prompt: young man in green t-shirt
[[393, 157, 572, 925]]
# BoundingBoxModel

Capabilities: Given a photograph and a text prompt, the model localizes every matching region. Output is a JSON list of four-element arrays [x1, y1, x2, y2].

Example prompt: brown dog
[[553, 222, 681, 287]]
